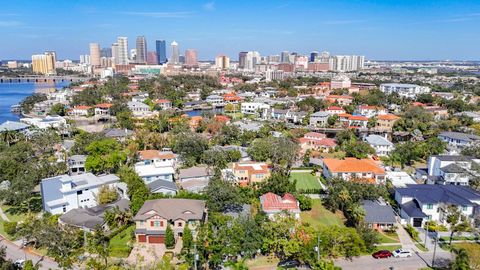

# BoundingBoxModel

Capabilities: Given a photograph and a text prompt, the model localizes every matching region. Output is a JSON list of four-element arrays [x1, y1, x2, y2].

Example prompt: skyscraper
[[170, 41, 179, 64], [155, 40, 167, 64], [100, 47, 112, 58], [310, 51, 319, 62], [111, 43, 119, 65], [281, 51, 290, 63], [184, 49, 198, 66], [136, 36, 147, 64], [245, 51, 260, 71], [215, 55, 230, 70], [89, 43, 101, 66], [238, 52, 247, 69], [147, 51, 158, 65], [32, 51, 56, 75], [117, 37, 129, 65]]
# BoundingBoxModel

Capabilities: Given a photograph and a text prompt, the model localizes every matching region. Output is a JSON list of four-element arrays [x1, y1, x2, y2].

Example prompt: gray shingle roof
[[147, 180, 178, 192], [361, 200, 396, 224], [440, 163, 467, 174], [365, 135, 394, 146], [178, 166, 212, 180], [439, 132, 480, 142], [401, 200, 428, 218], [134, 199, 206, 221], [396, 184, 480, 206]]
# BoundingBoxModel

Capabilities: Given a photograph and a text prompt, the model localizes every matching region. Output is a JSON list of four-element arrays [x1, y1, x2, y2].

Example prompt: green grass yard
[[300, 200, 346, 228], [377, 231, 400, 244], [0, 205, 29, 240], [289, 172, 322, 192], [109, 225, 135, 258]]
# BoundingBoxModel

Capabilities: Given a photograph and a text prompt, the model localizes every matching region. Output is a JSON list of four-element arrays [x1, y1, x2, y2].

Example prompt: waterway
[[0, 82, 70, 123]]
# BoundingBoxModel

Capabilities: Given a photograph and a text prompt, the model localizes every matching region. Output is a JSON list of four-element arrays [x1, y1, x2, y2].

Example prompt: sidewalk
[[396, 224, 419, 252]]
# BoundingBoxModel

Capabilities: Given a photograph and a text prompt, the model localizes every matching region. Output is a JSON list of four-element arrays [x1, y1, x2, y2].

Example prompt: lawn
[[0, 205, 29, 240], [246, 255, 279, 269], [372, 245, 403, 253], [453, 243, 480, 269], [109, 225, 135, 258], [377, 231, 400, 244], [300, 200, 345, 228], [289, 172, 322, 192]]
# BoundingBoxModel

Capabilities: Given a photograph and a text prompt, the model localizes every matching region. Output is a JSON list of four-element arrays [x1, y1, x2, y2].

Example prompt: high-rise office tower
[[31, 51, 56, 74], [170, 41, 179, 64], [281, 51, 290, 63], [111, 43, 119, 65], [89, 43, 101, 66], [100, 47, 112, 58], [130, 49, 137, 61], [136, 36, 147, 64], [155, 40, 167, 64], [184, 49, 198, 66], [310, 51, 319, 62], [117, 37, 129, 65], [245, 51, 260, 71], [215, 55, 230, 69], [238, 52, 247, 69]]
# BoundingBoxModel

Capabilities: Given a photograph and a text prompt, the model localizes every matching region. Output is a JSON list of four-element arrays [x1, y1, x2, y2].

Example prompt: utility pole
[[194, 242, 198, 270], [431, 234, 438, 268], [424, 225, 429, 247]]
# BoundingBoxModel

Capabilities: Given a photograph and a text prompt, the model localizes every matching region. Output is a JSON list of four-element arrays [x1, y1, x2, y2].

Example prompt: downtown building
[[32, 51, 57, 75], [155, 40, 167, 64], [329, 55, 365, 71], [215, 55, 230, 70]]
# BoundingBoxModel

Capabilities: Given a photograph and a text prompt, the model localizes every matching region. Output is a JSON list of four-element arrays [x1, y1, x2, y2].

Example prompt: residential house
[[69, 105, 92, 117], [364, 135, 394, 157], [67, 155, 86, 175], [285, 111, 307, 124], [104, 128, 134, 141], [326, 106, 345, 115], [427, 155, 476, 186], [138, 150, 177, 167], [380, 83, 430, 98], [347, 115, 369, 128], [232, 162, 271, 186], [260, 192, 301, 220], [128, 101, 151, 117], [395, 184, 480, 227], [322, 158, 386, 184], [0, 121, 30, 133], [241, 102, 270, 116], [59, 198, 129, 231], [356, 105, 387, 118], [386, 171, 418, 188], [425, 106, 449, 120], [299, 132, 336, 153], [134, 199, 207, 244], [153, 99, 172, 110], [206, 95, 224, 106], [134, 159, 175, 192], [361, 199, 396, 230], [94, 103, 113, 116], [326, 95, 353, 106], [376, 114, 400, 133], [20, 116, 68, 130], [177, 166, 214, 193], [40, 173, 124, 215], [309, 111, 330, 127], [223, 93, 242, 104], [438, 132, 480, 154]]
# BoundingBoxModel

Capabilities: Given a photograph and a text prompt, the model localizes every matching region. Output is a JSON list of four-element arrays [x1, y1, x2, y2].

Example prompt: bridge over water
[[0, 76, 88, 83]]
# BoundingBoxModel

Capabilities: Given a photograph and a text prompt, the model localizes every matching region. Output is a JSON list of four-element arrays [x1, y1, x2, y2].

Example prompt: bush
[[297, 195, 313, 211], [3, 221, 17, 236], [405, 224, 419, 240]]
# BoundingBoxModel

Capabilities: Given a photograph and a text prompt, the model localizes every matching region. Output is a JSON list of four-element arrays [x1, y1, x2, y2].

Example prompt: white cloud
[[120, 11, 192, 18], [203, 2, 215, 11]]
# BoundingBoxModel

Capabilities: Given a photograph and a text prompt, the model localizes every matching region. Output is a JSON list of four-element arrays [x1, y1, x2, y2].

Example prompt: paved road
[[0, 237, 59, 269], [335, 250, 452, 270]]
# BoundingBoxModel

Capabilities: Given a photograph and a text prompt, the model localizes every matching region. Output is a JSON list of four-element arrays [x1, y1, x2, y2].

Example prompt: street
[[335, 250, 452, 270], [0, 237, 59, 270]]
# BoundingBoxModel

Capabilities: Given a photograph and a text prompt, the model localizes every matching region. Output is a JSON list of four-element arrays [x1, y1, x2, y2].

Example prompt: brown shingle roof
[[134, 199, 206, 221]]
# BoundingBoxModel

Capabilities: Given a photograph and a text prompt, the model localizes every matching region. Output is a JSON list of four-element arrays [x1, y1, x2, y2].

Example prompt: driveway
[[127, 243, 166, 266]]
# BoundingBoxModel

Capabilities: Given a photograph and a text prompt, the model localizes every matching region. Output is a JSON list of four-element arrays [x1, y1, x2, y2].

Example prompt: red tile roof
[[260, 192, 300, 212], [377, 114, 400, 121], [95, 103, 113, 108], [323, 157, 385, 174], [154, 99, 171, 104], [74, 105, 92, 110], [348, 115, 369, 121]]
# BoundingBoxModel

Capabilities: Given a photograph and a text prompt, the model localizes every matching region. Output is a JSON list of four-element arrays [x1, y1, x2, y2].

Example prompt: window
[[140, 221, 145, 226], [77, 190, 83, 195], [462, 205, 468, 211], [62, 206, 66, 213], [426, 204, 433, 210], [427, 215, 432, 220], [178, 222, 183, 227], [154, 221, 161, 227]]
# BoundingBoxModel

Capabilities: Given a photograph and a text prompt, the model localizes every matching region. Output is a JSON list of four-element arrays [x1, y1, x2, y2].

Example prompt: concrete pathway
[[396, 224, 418, 252], [0, 207, 10, 222]]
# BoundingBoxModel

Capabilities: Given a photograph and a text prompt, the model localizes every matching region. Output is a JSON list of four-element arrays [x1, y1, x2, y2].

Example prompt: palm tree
[[451, 248, 471, 270]]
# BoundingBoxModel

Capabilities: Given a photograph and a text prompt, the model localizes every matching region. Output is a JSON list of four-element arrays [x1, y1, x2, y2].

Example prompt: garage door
[[413, 218, 423, 227], [148, 235, 165, 244], [138, 235, 146, 243]]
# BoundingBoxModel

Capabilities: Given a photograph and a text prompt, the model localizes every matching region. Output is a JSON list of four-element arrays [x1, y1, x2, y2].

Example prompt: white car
[[392, 249, 413, 258]]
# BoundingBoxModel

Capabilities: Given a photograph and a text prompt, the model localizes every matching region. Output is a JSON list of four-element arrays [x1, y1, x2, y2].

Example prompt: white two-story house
[[364, 135, 394, 157], [40, 173, 124, 215], [395, 184, 480, 228]]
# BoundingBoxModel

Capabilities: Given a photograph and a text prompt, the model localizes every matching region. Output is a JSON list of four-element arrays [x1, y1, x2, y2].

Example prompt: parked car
[[14, 259, 25, 268], [392, 249, 413, 258], [372, 250, 392, 259], [278, 259, 301, 269]]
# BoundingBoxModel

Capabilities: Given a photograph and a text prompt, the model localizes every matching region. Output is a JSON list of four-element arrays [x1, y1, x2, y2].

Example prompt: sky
[[0, 0, 479, 61]]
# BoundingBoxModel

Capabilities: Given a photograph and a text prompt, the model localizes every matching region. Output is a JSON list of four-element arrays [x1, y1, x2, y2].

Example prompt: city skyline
[[0, 0, 480, 61]]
